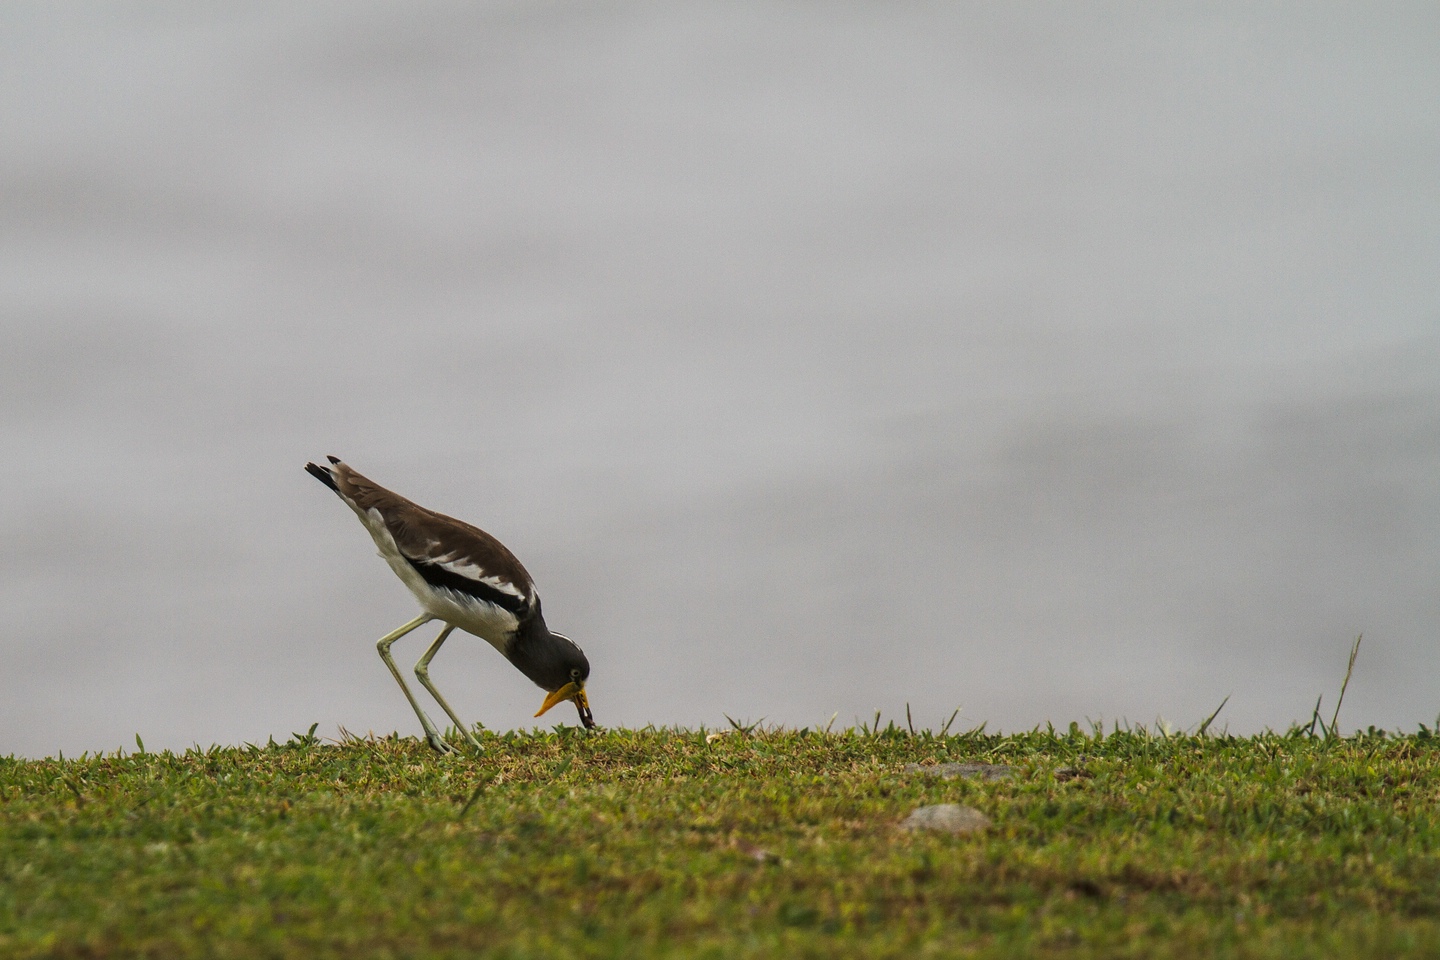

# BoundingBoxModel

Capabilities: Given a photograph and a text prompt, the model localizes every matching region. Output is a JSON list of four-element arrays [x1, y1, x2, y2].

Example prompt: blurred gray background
[[2, 3, 1437, 758]]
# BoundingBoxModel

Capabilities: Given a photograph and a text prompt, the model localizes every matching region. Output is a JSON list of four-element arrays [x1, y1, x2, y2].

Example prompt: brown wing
[[326, 459, 537, 614]]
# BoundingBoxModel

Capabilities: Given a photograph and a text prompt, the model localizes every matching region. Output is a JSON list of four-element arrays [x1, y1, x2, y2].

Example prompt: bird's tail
[[304, 455, 343, 494]]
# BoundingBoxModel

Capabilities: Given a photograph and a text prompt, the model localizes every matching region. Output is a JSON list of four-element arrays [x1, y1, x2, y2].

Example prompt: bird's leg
[[414, 624, 484, 753], [375, 614, 452, 754]]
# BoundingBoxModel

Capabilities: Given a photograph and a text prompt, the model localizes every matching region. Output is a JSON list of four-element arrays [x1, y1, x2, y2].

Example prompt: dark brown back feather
[[330, 461, 537, 609]]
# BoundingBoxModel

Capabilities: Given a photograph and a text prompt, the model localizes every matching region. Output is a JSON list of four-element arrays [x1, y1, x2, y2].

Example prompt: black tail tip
[[326, 455, 341, 465], [305, 460, 340, 493]]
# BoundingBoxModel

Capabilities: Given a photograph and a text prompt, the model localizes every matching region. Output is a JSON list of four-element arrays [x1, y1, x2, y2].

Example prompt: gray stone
[[1054, 766, 1093, 782], [900, 804, 991, 834], [903, 762, 1016, 781]]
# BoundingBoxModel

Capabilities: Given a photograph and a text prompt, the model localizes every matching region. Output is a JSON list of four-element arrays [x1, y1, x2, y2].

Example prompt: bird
[[305, 456, 594, 753]]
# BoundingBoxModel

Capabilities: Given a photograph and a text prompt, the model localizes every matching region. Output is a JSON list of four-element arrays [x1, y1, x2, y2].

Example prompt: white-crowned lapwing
[[305, 456, 594, 753]]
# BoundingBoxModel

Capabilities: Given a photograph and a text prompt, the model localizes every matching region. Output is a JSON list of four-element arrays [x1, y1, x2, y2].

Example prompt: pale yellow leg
[[375, 614, 452, 753], [414, 624, 484, 753]]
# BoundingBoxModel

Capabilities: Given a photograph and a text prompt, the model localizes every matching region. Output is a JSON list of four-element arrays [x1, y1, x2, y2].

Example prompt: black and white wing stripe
[[401, 548, 531, 614], [370, 495, 540, 619]]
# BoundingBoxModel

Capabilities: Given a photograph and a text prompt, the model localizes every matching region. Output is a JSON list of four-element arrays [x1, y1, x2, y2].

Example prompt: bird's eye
[[570, 668, 581, 680]]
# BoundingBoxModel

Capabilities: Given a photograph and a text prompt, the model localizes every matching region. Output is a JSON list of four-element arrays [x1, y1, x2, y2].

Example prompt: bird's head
[[531, 631, 595, 729]]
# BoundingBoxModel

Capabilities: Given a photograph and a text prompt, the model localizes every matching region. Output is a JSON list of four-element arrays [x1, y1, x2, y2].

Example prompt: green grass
[[5, 720, 1440, 958]]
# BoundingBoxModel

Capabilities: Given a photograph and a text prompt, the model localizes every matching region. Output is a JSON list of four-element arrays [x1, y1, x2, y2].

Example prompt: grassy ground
[[4, 721, 1440, 959]]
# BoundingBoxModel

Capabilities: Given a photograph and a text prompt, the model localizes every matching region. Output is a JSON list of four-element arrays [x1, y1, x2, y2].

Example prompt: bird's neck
[[504, 614, 556, 687]]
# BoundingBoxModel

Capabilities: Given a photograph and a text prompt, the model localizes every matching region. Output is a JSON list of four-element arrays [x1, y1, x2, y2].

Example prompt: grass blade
[[1197, 694, 1231, 736], [457, 771, 497, 820], [1307, 695, 1324, 738], [1328, 634, 1363, 738], [62, 776, 86, 809], [940, 707, 961, 737]]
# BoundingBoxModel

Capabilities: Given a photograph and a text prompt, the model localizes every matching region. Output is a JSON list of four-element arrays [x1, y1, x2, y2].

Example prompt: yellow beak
[[535, 681, 587, 718]]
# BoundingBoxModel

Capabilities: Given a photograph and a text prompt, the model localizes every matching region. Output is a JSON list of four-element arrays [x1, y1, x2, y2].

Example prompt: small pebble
[[901, 804, 991, 834], [1054, 766, 1093, 782], [903, 762, 1016, 781], [737, 841, 775, 863]]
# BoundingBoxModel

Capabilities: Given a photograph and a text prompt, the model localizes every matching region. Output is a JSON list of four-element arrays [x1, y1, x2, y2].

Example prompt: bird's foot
[[425, 733, 457, 755]]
